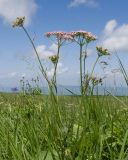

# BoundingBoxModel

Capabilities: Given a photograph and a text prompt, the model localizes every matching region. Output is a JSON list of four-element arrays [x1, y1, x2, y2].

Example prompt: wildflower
[[61, 34, 74, 41], [86, 32, 97, 43], [45, 31, 64, 38], [49, 55, 59, 64], [45, 31, 64, 37], [96, 46, 110, 57], [12, 17, 25, 27], [68, 30, 97, 43], [45, 31, 73, 41]]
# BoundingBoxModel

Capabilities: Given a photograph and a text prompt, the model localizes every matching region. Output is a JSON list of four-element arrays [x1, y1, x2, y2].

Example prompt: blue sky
[[0, 0, 128, 89]]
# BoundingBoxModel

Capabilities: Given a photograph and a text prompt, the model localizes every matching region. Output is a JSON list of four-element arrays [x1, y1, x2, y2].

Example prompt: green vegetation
[[0, 93, 128, 160], [0, 17, 127, 160]]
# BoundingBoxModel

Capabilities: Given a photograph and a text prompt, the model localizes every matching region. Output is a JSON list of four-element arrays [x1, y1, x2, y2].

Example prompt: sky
[[0, 0, 128, 89]]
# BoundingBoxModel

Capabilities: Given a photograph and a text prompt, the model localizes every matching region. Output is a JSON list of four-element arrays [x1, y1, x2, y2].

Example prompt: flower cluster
[[62, 34, 74, 40], [49, 55, 59, 64], [12, 17, 25, 27], [67, 30, 97, 42], [45, 30, 97, 42], [96, 46, 110, 57], [45, 31, 66, 37], [45, 31, 73, 41]]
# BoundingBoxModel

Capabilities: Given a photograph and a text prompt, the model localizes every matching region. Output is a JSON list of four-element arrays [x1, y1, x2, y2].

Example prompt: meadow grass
[[0, 16, 127, 160], [0, 93, 128, 160]]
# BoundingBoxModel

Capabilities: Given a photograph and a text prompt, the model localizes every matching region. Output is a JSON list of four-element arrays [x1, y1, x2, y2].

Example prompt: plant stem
[[90, 56, 99, 77], [80, 44, 83, 95], [85, 56, 99, 95], [83, 43, 88, 79], [21, 26, 52, 89], [52, 41, 61, 94]]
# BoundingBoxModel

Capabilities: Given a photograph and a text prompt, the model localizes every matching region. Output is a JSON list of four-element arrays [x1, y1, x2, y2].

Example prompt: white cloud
[[0, 72, 27, 79], [47, 63, 69, 77], [0, 0, 37, 25], [36, 43, 58, 59], [101, 19, 128, 53], [9, 72, 17, 77], [104, 19, 117, 35], [49, 43, 58, 53], [68, 0, 98, 8], [0, 72, 17, 79]]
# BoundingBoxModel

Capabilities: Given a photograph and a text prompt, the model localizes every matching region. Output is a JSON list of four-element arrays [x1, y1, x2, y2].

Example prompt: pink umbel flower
[[60, 34, 74, 40], [45, 31, 73, 41], [45, 30, 96, 43], [67, 30, 97, 43], [45, 31, 65, 37]]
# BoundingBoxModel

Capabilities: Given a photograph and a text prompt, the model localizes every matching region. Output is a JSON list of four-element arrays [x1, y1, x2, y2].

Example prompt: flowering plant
[[67, 30, 97, 95], [45, 31, 74, 94], [13, 16, 110, 96]]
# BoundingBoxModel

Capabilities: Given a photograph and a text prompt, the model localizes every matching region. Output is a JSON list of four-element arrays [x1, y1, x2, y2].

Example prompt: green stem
[[85, 56, 99, 95], [80, 44, 83, 95], [52, 41, 61, 94], [91, 85, 95, 95], [21, 26, 52, 89], [90, 56, 99, 77], [83, 43, 88, 78]]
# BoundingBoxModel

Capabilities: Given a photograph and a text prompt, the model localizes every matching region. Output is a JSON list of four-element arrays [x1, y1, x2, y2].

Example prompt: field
[[1, 12, 128, 160], [0, 93, 128, 160], [1, 0, 128, 160]]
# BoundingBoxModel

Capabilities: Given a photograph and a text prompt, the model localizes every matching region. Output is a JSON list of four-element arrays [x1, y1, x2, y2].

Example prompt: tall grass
[[0, 94, 128, 160]]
